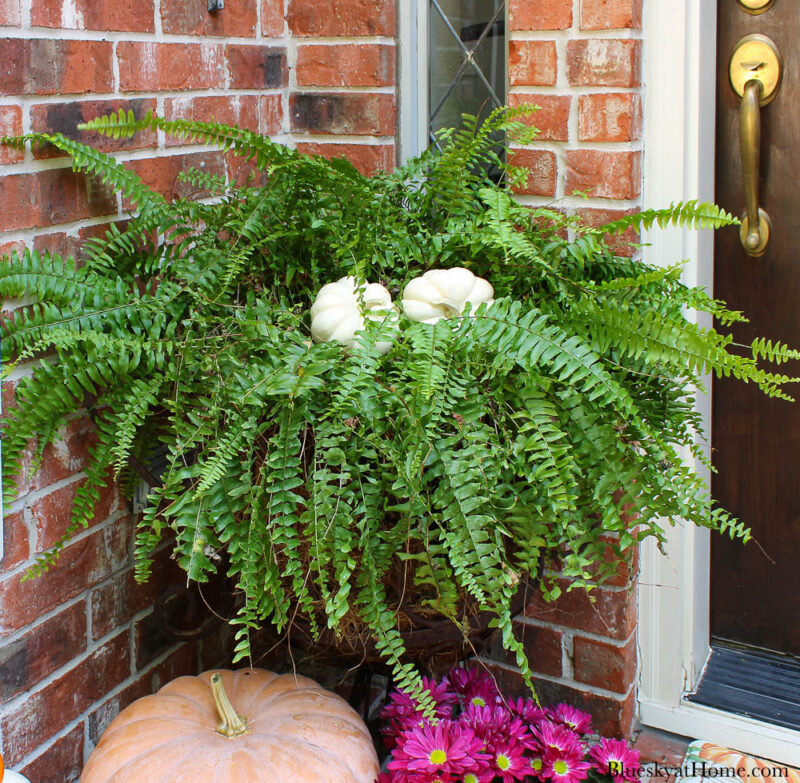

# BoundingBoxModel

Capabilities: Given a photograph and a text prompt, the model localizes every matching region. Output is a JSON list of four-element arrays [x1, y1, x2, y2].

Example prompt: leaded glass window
[[428, 0, 506, 145]]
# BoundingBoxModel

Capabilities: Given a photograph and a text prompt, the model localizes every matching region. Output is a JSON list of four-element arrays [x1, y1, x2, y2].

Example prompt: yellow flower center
[[465, 775, 479, 783], [497, 754, 511, 771], [554, 760, 569, 775], [429, 749, 447, 765], [531, 758, 543, 772], [471, 696, 486, 707]]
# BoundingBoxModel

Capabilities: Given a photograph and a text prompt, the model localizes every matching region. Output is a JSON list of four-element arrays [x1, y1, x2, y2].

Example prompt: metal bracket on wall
[[208, 0, 224, 11]]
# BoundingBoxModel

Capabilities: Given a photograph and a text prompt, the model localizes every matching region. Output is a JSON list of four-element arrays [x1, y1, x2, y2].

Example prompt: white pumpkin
[[402, 267, 494, 324], [310, 276, 398, 354]]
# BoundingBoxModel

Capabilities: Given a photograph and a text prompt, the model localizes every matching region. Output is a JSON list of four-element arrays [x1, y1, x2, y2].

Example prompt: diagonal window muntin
[[428, 0, 507, 149]]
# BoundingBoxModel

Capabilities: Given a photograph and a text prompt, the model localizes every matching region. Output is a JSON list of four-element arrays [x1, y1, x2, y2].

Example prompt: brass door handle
[[739, 79, 769, 255], [729, 34, 782, 257]]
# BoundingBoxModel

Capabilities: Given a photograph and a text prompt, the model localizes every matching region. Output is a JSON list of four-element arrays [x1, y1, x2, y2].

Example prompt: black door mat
[[686, 644, 800, 731]]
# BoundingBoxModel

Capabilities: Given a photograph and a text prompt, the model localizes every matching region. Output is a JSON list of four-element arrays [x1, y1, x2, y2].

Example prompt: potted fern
[[1, 108, 796, 699]]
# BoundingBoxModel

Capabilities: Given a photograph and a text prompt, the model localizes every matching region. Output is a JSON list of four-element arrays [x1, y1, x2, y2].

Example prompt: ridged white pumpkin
[[310, 276, 398, 354], [402, 267, 494, 324]]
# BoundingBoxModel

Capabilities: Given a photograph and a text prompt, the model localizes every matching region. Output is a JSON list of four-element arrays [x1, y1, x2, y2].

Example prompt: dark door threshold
[[686, 643, 800, 732]]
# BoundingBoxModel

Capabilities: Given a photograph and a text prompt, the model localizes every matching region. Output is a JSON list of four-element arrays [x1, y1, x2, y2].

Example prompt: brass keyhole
[[730, 34, 782, 106], [737, 0, 775, 14]]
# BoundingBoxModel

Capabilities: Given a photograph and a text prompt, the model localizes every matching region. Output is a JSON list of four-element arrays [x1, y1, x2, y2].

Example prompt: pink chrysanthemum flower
[[461, 703, 534, 755], [445, 666, 500, 708], [547, 703, 593, 735], [588, 738, 641, 782], [535, 721, 584, 757], [462, 770, 496, 783], [507, 696, 547, 724], [488, 738, 531, 783], [381, 677, 456, 744], [541, 749, 593, 783], [387, 719, 486, 779], [528, 750, 547, 780], [461, 703, 511, 736]]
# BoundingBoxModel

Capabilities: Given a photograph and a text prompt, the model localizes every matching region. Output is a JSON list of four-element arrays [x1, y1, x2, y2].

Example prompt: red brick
[[10, 417, 95, 499], [581, 0, 642, 30], [288, 0, 395, 36], [2, 376, 19, 413], [0, 601, 87, 701], [0, 240, 25, 258], [524, 580, 637, 640], [0, 167, 116, 232], [567, 39, 641, 87], [262, 0, 284, 35], [297, 44, 395, 87], [31, 98, 158, 159], [488, 621, 562, 677], [632, 728, 690, 765], [161, 0, 255, 36], [0, 0, 20, 25], [32, 222, 114, 263], [566, 150, 641, 200], [0, 39, 113, 96], [0, 631, 130, 765], [260, 94, 283, 135], [0, 522, 131, 637], [290, 93, 395, 135], [29, 477, 118, 554], [509, 93, 570, 141], [577, 206, 640, 257], [227, 45, 287, 89], [91, 554, 184, 640], [2, 510, 29, 569], [578, 93, 641, 142], [164, 95, 259, 147], [296, 142, 395, 176], [509, 0, 572, 30], [226, 151, 268, 188], [573, 634, 636, 693], [124, 151, 226, 205], [0, 105, 24, 163], [509, 149, 557, 197], [20, 724, 84, 783], [31, 0, 154, 31], [117, 42, 225, 92], [483, 664, 637, 738], [509, 40, 557, 87], [580, 533, 640, 586]]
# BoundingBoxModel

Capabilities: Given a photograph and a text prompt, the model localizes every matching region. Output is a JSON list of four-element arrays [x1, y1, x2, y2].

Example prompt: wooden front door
[[712, 1, 800, 658]]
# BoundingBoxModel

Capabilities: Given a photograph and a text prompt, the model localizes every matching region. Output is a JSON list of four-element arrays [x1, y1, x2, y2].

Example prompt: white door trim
[[638, 0, 800, 766]]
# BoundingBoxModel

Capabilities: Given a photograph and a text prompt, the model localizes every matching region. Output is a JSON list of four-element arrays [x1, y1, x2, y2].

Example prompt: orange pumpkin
[[81, 669, 380, 783]]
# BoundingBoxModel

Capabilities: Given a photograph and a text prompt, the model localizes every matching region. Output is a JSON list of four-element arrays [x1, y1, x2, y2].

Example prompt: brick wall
[[0, 0, 643, 777], [0, 1, 397, 779], [484, 0, 644, 738]]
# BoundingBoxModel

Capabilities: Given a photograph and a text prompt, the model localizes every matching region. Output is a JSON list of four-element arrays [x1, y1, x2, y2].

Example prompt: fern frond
[[0, 248, 111, 305], [592, 200, 738, 235]]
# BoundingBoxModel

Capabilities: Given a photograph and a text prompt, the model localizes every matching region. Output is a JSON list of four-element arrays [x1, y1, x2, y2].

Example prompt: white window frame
[[398, 0, 430, 163], [639, 0, 800, 765]]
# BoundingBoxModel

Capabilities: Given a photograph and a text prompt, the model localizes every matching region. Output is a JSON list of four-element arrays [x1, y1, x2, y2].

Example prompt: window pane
[[429, 0, 506, 141]]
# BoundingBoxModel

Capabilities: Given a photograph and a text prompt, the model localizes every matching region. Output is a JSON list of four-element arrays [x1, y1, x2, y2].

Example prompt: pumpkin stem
[[210, 673, 249, 738]]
